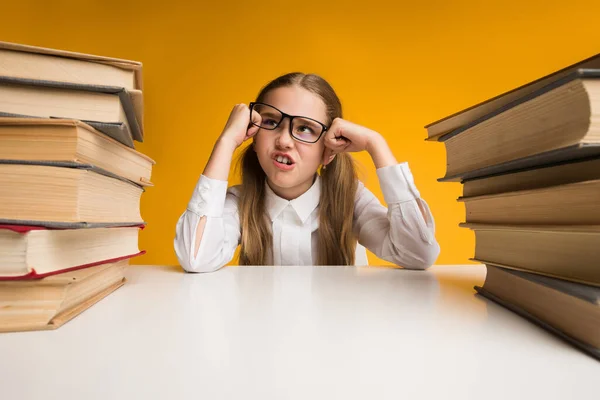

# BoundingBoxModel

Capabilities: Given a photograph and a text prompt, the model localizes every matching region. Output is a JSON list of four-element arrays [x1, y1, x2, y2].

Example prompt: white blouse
[[174, 162, 440, 272]]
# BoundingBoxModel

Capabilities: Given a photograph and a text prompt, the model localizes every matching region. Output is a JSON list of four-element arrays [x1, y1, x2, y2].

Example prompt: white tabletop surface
[[0, 265, 598, 399]]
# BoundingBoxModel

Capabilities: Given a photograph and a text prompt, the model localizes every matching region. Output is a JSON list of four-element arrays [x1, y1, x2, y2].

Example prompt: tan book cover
[[459, 179, 600, 225], [462, 157, 600, 197], [440, 73, 600, 182], [461, 223, 600, 286], [0, 224, 144, 279], [424, 53, 600, 140], [0, 164, 144, 225], [476, 265, 600, 360], [0, 80, 143, 146], [0, 118, 154, 186], [0, 260, 127, 332], [0, 41, 142, 90]]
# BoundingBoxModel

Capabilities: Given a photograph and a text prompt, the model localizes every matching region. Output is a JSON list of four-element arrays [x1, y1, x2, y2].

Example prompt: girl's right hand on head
[[219, 103, 262, 148]]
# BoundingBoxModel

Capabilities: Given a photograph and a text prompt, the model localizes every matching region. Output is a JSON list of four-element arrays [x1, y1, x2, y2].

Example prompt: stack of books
[[426, 53, 600, 360], [0, 41, 155, 332]]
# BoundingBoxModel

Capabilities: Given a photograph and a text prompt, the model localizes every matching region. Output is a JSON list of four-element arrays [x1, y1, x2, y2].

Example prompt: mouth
[[272, 153, 295, 171]]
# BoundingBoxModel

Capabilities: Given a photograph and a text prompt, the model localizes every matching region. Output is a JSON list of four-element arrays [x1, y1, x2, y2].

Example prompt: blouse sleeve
[[174, 175, 241, 273], [353, 162, 440, 269]]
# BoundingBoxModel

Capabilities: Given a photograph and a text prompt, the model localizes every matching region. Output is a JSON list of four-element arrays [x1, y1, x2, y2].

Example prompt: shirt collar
[[265, 175, 321, 224]]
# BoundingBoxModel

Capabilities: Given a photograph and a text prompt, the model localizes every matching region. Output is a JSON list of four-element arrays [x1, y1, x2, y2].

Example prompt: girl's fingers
[[323, 134, 351, 165], [251, 109, 262, 126], [326, 134, 349, 149], [244, 110, 261, 140], [325, 130, 338, 143], [329, 139, 351, 155], [245, 124, 259, 140]]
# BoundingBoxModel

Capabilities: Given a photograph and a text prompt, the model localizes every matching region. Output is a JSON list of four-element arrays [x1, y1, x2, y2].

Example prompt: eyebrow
[[265, 103, 326, 124]]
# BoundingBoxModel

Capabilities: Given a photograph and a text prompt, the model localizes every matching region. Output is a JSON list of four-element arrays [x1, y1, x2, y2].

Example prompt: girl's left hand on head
[[322, 118, 379, 166]]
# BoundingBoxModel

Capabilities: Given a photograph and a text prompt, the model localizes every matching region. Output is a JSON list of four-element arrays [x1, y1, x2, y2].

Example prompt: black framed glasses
[[249, 102, 328, 144]]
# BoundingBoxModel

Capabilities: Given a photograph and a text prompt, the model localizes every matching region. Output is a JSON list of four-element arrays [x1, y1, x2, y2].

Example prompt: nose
[[274, 118, 294, 148]]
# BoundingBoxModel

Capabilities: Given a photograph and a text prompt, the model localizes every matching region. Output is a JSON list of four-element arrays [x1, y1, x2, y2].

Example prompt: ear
[[322, 150, 336, 166]]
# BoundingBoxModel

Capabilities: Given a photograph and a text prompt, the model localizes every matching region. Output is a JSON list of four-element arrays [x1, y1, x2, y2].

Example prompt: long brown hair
[[238, 73, 358, 265]]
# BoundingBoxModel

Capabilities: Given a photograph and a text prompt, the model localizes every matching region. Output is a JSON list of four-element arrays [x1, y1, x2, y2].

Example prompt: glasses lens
[[252, 103, 282, 130], [292, 117, 324, 142]]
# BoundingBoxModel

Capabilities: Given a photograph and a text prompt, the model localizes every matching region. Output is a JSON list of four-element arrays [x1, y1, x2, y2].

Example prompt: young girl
[[174, 73, 440, 272]]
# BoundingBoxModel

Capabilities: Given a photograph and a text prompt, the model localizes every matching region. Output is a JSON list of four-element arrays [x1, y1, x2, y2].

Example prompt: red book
[[0, 224, 145, 280]]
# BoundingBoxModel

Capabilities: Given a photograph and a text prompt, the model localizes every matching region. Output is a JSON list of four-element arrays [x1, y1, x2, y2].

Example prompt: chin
[[267, 173, 297, 188]]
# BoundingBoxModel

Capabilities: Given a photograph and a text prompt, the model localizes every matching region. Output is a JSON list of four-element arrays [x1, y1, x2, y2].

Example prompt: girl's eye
[[297, 125, 315, 135], [263, 118, 278, 127], [293, 118, 321, 138]]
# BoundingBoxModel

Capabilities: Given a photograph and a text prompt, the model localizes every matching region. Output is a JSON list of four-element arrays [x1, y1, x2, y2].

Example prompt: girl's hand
[[322, 118, 377, 165], [219, 104, 262, 148], [322, 118, 397, 169]]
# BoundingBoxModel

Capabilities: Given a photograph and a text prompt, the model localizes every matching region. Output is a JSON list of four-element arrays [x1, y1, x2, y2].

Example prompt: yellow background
[[1, 0, 598, 266]]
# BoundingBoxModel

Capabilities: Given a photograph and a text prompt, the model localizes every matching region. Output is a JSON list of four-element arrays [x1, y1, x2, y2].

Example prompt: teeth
[[276, 156, 292, 165]]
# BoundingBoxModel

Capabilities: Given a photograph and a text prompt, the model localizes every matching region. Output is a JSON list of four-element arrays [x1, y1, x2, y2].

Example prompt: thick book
[[0, 164, 144, 225], [0, 260, 127, 332], [461, 156, 600, 197], [461, 223, 600, 286], [443, 143, 600, 183], [424, 53, 600, 140], [0, 224, 144, 280], [438, 69, 600, 182], [0, 77, 143, 147], [0, 40, 144, 134], [459, 179, 600, 225], [475, 265, 600, 361], [0, 40, 142, 90], [0, 118, 154, 187]]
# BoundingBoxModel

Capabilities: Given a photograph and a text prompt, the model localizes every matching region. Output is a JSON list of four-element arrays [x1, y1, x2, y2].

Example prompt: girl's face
[[253, 85, 328, 200]]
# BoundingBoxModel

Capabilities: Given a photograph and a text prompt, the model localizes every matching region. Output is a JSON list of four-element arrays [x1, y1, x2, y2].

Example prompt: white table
[[0, 265, 598, 399]]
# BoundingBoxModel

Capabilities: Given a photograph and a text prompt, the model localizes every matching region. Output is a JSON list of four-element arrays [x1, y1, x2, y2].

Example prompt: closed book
[[0, 164, 144, 225], [0, 118, 154, 187], [462, 156, 600, 197], [425, 53, 600, 141], [476, 265, 600, 361], [0, 260, 127, 332], [459, 179, 600, 225], [0, 40, 142, 90], [0, 79, 142, 147], [0, 224, 144, 280], [462, 223, 600, 286], [0, 40, 144, 134], [439, 70, 600, 182]]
